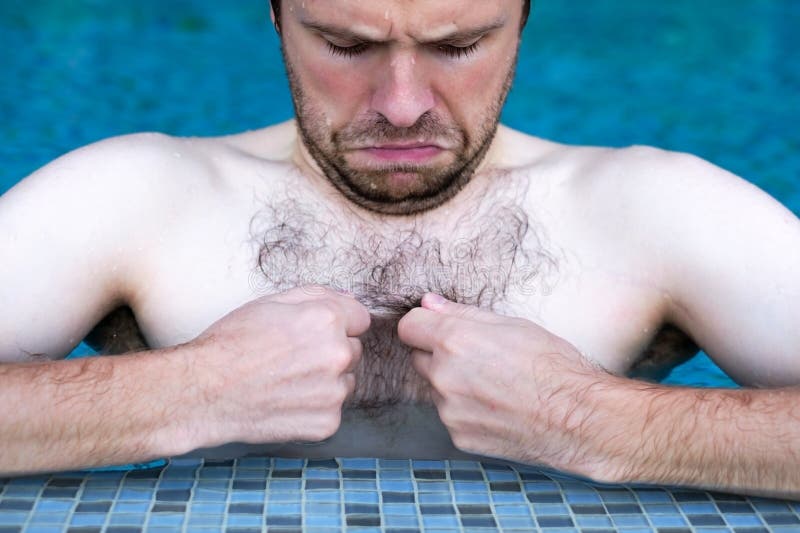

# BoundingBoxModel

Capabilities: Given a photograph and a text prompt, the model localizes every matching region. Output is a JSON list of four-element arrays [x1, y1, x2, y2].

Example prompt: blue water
[[2, 1, 798, 390]]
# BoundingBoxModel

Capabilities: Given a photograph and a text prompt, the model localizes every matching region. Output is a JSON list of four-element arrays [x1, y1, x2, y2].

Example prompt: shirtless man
[[1, 0, 799, 499]]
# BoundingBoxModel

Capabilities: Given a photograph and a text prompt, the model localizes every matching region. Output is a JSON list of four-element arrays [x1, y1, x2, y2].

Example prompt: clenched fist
[[179, 285, 370, 448], [398, 293, 606, 476]]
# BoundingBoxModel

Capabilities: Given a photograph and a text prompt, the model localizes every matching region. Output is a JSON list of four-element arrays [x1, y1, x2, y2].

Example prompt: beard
[[281, 47, 518, 216]]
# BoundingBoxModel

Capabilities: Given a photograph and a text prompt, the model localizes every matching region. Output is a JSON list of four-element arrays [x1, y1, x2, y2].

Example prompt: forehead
[[285, 0, 516, 40]]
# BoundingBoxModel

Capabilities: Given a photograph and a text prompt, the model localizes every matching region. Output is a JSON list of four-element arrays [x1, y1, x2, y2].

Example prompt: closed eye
[[327, 41, 370, 58], [326, 40, 483, 60], [436, 42, 481, 59]]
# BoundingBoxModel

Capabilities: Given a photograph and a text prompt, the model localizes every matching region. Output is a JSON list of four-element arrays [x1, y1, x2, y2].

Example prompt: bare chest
[[92, 184, 697, 406]]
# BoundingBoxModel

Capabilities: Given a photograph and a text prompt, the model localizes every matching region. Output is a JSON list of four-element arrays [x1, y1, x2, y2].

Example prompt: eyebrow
[[299, 19, 506, 44]]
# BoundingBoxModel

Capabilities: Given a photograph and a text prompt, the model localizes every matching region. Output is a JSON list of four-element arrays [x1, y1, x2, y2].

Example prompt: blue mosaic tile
[[343, 491, 378, 503], [611, 514, 651, 527], [648, 513, 689, 527], [490, 492, 526, 503], [574, 514, 614, 528], [725, 514, 764, 526], [303, 502, 341, 514], [68, 513, 107, 527], [383, 514, 420, 528], [452, 481, 488, 493], [27, 514, 70, 525], [186, 514, 224, 526], [304, 513, 342, 527], [305, 491, 339, 503], [266, 503, 302, 514], [339, 458, 377, 470], [420, 514, 460, 528], [380, 480, 415, 492], [0, 514, 28, 526], [418, 492, 452, 504], [494, 503, 530, 516], [382, 503, 418, 515], [226, 513, 263, 527]]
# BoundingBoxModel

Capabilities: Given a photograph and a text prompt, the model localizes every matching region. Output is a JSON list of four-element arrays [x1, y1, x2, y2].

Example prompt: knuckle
[[437, 402, 455, 426], [319, 410, 343, 439], [329, 344, 353, 371], [450, 431, 472, 451], [331, 381, 350, 405], [298, 301, 339, 329], [437, 319, 463, 354]]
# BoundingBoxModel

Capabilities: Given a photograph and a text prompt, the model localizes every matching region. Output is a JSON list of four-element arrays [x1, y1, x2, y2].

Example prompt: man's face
[[278, 0, 523, 215]]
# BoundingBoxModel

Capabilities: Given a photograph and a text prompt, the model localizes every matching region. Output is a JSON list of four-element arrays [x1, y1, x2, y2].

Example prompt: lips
[[361, 144, 444, 163]]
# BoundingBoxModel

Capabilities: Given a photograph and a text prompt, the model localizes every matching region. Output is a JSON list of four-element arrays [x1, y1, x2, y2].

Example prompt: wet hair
[[270, 0, 533, 34]]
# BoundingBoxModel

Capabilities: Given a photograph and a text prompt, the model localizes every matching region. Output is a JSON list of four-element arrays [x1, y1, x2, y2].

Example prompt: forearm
[[579, 376, 800, 500], [0, 346, 202, 476]]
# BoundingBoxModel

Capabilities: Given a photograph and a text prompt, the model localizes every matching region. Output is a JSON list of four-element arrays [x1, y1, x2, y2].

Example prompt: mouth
[[363, 144, 444, 163], [360, 143, 445, 163]]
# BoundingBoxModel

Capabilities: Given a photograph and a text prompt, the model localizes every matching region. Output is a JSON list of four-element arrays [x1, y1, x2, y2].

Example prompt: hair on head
[[269, 0, 533, 34]]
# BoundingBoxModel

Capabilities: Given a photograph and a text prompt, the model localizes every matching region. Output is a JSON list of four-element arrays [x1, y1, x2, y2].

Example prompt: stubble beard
[[281, 46, 519, 216]]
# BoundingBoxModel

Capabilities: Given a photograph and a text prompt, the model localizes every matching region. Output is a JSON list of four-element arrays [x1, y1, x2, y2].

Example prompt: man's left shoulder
[[568, 144, 800, 385], [567, 144, 798, 234]]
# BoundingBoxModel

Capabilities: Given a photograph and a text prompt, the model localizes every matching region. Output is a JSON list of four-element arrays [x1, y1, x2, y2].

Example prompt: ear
[[269, 1, 281, 35]]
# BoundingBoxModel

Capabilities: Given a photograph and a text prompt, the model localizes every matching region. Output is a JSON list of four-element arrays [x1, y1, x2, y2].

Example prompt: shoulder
[[563, 143, 800, 255], [0, 130, 253, 293], [540, 142, 799, 248], [553, 143, 800, 384], [5, 131, 219, 206], [4, 125, 296, 218]]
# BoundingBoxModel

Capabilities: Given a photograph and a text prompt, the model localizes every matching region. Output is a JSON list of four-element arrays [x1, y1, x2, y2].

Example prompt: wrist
[[544, 366, 641, 484], [147, 340, 223, 456]]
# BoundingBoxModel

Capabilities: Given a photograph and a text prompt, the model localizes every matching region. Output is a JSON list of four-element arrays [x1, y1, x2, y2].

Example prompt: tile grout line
[[101, 468, 127, 532]]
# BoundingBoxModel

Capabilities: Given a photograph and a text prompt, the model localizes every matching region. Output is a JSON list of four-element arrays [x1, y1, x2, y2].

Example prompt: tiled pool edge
[[1, 457, 798, 532]]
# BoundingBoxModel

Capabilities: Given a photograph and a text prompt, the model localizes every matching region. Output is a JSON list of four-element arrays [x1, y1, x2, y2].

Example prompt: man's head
[[272, 1, 530, 216]]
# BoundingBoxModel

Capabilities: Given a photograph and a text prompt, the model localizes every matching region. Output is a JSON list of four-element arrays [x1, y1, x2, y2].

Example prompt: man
[[1, 0, 798, 499]]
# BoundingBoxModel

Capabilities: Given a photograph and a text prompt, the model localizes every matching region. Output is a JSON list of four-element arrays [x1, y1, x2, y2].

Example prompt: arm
[[0, 285, 371, 477], [575, 373, 800, 500], [0, 345, 203, 476], [399, 296, 800, 500], [0, 134, 214, 473], [577, 147, 800, 497]]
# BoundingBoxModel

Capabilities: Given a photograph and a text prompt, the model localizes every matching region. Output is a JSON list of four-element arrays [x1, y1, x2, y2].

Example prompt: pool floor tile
[[0, 457, 797, 533]]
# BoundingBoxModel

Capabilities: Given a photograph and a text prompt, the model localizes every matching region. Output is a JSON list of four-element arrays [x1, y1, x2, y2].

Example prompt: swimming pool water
[[2, 1, 798, 385]]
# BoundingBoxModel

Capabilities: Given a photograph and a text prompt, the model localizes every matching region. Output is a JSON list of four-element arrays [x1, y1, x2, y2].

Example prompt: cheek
[[435, 54, 515, 127], [302, 57, 372, 124]]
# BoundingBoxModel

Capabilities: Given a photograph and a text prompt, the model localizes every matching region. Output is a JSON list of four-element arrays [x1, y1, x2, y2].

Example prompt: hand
[[398, 293, 606, 474], [180, 285, 370, 448]]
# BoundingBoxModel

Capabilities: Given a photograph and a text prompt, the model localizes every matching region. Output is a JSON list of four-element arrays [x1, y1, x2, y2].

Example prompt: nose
[[370, 51, 435, 128]]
